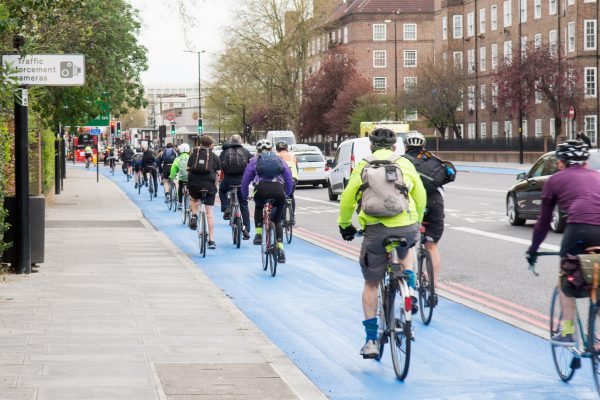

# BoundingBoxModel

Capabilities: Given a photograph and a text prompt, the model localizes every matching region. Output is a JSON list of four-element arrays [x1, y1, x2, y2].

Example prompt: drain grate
[[46, 220, 144, 228]]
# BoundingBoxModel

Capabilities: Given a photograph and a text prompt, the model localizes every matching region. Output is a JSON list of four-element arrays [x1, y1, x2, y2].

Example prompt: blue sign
[[90, 128, 101, 135]]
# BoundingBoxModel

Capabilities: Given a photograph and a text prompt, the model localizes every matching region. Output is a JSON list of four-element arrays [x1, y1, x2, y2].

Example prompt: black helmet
[[369, 128, 397, 147], [555, 140, 589, 165], [275, 141, 288, 151]]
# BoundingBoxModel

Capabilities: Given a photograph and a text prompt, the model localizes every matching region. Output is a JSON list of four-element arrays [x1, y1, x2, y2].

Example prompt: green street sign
[[85, 101, 110, 126]]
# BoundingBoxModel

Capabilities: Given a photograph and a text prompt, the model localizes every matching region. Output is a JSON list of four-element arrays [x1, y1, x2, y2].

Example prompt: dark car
[[506, 149, 600, 232]]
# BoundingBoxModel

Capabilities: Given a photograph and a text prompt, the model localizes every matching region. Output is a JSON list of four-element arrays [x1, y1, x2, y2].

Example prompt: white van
[[326, 137, 405, 201], [267, 130, 296, 147]]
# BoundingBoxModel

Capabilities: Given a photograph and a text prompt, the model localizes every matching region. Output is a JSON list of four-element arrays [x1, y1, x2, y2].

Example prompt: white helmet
[[256, 139, 273, 153], [178, 143, 190, 153], [405, 131, 426, 148]]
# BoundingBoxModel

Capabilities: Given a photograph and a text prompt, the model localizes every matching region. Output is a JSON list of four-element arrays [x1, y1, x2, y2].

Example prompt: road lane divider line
[[446, 186, 506, 193], [450, 226, 561, 251], [294, 195, 339, 206]]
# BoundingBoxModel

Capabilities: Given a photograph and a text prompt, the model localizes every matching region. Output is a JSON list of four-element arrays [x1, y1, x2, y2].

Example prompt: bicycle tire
[[590, 302, 600, 396], [200, 211, 207, 258], [418, 249, 435, 325], [549, 287, 576, 382], [269, 222, 278, 277], [261, 222, 268, 271], [389, 281, 411, 381], [375, 281, 387, 362], [181, 195, 189, 225], [284, 203, 293, 244]]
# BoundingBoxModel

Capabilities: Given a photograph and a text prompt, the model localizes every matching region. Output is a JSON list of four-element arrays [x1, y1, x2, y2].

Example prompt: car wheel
[[507, 195, 526, 226], [550, 204, 566, 233], [328, 184, 338, 201]]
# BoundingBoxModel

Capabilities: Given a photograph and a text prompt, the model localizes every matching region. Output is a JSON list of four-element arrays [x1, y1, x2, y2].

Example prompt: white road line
[[446, 186, 506, 193], [295, 195, 337, 206], [451, 226, 560, 251]]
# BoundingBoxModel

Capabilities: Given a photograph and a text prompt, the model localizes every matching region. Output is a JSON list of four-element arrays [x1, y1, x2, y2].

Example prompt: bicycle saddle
[[383, 236, 408, 248]]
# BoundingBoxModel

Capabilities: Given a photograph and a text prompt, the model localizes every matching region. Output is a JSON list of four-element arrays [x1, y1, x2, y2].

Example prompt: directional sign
[[1, 54, 85, 86], [89, 128, 101, 136]]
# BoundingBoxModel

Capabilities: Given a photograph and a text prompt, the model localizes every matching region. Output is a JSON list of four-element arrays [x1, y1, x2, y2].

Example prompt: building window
[[492, 122, 499, 137], [521, 36, 528, 57], [522, 119, 528, 137], [567, 22, 575, 52], [492, 82, 499, 107], [549, 0, 557, 15], [504, 120, 513, 137], [492, 43, 498, 69], [467, 49, 475, 73], [373, 24, 386, 41], [453, 15, 463, 39], [468, 123, 476, 139], [453, 51, 463, 70], [491, 5, 498, 31], [480, 8, 486, 34], [442, 16, 448, 40], [404, 50, 417, 67], [480, 46, 487, 71], [480, 84, 487, 109], [534, 0, 542, 18], [549, 29, 557, 54], [467, 12, 475, 37], [585, 115, 598, 146], [404, 24, 417, 40], [468, 85, 475, 110], [373, 77, 387, 92], [504, 0, 512, 27], [534, 33, 542, 48], [520, 0, 527, 23], [373, 50, 386, 67], [343, 26, 348, 44], [404, 77, 417, 91], [504, 40, 512, 63], [481, 122, 487, 138], [585, 20, 597, 50], [585, 67, 597, 97], [535, 119, 542, 136]]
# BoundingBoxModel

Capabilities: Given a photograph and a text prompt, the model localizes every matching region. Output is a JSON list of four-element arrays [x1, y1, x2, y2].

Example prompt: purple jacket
[[241, 154, 294, 199]]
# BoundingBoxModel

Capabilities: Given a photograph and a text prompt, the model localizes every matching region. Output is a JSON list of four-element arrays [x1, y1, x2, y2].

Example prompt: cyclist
[[403, 131, 456, 301], [337, 128, 426, 359], [84, 145, 93, 168], [141, 145, 158, 197], [275, 141, 298, 224], [187, 135, 221, 249], [158, 143, 178, 203], [241, 139, 294, 263], [219, 134, 252, 240], [527, 140, 600, 346], [121, 145, 134, 177], [170, 143, 191, 209]]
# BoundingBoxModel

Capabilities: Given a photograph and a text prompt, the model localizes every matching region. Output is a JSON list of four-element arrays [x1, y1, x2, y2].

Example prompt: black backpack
[[189, 147, 212, 175], [222, 147, 248, 174], [403, 150, 455, 193]]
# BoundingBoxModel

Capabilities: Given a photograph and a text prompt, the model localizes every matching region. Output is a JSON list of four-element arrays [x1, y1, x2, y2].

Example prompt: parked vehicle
[[326, 137, 405, 201], [295, 151, 328, 187], [267, 130, 296, 147], [506, 149, 600, 232]]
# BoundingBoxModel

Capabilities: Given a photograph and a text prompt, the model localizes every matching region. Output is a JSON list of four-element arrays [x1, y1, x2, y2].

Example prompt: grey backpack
[[359, 155, 410, 217]]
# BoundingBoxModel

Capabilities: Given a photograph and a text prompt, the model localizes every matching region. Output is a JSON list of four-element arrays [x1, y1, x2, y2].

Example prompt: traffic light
[[170, 123, 176, 136], [197, 118, 203, 134], [116, 121, 121, 137], [110, 120, 115, 135]]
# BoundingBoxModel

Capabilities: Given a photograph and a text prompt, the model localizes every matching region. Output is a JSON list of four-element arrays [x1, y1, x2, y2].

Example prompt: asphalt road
[[293, 172, 565, 334]]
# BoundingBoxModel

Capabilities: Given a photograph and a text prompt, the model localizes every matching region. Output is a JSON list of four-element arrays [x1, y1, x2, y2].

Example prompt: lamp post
[[185, 50, 206, 120]]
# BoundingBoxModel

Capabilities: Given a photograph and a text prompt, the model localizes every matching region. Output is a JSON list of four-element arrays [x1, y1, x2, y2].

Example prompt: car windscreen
[[296, 154, 324, 163]]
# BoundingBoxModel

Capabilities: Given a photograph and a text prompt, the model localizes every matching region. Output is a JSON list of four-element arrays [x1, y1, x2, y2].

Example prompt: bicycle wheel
[[181, 195, 188, 225], [375, 280, 387, 362], [199, 211, 207, 258], [284, 203, 293, 244], [550, 287, 576, 382], [261, 223, 268, 271], [418, 248, 435, 325], [389, 280, 411, 380], [268, 222, 278, 277], [590, 302, 600, 395]]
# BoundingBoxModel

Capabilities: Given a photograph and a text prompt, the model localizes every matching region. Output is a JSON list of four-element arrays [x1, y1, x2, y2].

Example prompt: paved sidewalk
[[0, 168, 326, 400]]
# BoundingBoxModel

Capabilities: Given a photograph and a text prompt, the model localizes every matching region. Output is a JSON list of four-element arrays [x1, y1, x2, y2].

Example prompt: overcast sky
[[129, 0, 235, 87]]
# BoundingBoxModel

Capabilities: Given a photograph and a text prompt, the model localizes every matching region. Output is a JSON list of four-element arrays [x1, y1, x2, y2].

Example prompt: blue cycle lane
[[102, 167, 595, 399]]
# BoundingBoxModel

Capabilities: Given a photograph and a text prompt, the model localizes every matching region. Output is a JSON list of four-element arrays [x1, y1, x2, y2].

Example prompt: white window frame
[[373, 77, 387, 92], [481, 122, 487, 138], [492, 121, 499, 137], [453, 51, 463, 70], [467, 49, 475, 73], [491, 5, 498, 31], [534, 33, 542, 48], [534, 0, 541, 19], [442, 16, 448, 40], [585, 115, 598, 146], [585, 20, 597, 51], [491, 43, 498, 69], [404, 50, 417, 68], [585, 67, 597, 98], [453, 15, 463, 39], [467, 12, 475, 37], [404, 23, 417, 40], [504, 40, 513, 63], [535, 119, 542, 137], [480, 9, 486, 34], [567, 22, 576, 52], [480, 84, 487, 109], [373, 24, 386, 41], [549, 0, 557, 15], [520, 0, 527, 23], [373, 50, 387, 68], [504, 0, 512, 28], [480, 46, 487, 71]]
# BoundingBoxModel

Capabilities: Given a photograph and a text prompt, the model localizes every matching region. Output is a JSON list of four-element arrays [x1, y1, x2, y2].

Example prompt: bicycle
[[261, 199, 278, 277], [416, 223, 436, 325], [361, 231, 414, 380], [282, 197, 294, 244], [227, 185, 243, 249], [197, 190, 209, 258], [530, 250, 600, 395], [167, 180, 177, 212], [181, 183, 190, 225]]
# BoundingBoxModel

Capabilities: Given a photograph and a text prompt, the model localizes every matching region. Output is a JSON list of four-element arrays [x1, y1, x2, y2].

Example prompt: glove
[[526, 250, 538, 266], [339, 224, 357, 241]]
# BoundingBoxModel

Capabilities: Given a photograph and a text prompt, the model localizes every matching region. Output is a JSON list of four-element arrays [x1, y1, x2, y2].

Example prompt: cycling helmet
[[369, 128, 397, 147], [178, 143, 190, 153], [256, 139, 273, 152], [405, 131, 426, 148], [275, 141, 288, 151], [555, 140, 590, 165]]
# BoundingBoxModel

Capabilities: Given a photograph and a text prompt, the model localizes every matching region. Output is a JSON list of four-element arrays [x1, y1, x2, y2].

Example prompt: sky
[[129, 0, 235, 87]]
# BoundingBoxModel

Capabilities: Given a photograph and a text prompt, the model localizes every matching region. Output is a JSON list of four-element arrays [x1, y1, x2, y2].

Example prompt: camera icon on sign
[[59, 61, 82, 79]]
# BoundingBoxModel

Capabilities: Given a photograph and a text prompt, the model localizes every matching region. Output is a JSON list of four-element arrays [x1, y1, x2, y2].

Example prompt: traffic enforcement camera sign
[[1, 54, 85, 86]]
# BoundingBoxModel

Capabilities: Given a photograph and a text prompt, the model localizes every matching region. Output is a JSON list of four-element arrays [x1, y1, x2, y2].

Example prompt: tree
[[401, 60, 465, 138], [495, 45, 582, 138]]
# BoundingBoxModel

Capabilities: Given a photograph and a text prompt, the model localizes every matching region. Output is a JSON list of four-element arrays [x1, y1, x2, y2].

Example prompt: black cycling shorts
[[423, 190, 445, 243]]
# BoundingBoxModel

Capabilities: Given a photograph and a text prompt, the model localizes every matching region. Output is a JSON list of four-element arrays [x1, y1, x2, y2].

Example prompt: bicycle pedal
[[570, 357, 581, 370]]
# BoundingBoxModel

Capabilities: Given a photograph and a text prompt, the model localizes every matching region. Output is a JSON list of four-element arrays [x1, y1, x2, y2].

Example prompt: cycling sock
[[404, 270, 416, 290], [562, 320, 574, 336], [255, 227, 263, 235], [363, 318, 378, 341], [277, 242, 284, 250]]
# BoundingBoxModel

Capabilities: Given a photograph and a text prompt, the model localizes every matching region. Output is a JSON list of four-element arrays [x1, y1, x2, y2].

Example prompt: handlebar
[[528, 251, 560, 276]]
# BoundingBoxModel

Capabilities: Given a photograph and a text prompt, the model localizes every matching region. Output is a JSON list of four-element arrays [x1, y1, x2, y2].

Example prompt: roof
[[326, 0, 434, 24]]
